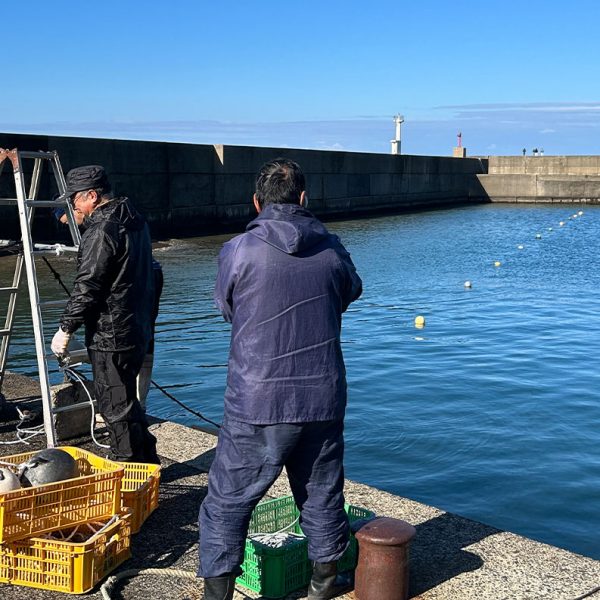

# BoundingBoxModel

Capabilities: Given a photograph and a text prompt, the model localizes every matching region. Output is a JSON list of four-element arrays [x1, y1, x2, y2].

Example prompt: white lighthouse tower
[[391, 114, 404, 155]]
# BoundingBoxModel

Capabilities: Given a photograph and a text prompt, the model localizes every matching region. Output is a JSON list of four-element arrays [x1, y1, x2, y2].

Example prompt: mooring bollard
[[354, 517, 416, 600]]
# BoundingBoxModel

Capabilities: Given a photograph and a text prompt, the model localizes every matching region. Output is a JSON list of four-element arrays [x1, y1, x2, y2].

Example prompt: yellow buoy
[[414, 315, 425, 328], [494, 261, 501, 267]]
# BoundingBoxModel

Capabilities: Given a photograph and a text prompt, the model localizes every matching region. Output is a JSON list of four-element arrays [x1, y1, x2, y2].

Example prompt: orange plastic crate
[[0, 512, 131, 594], [118, 462, 161, 533], [0, 446, 123, 544]]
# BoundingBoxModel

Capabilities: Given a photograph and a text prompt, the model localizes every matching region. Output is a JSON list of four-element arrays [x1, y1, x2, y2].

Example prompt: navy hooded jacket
[[215, 202, 362, 424]]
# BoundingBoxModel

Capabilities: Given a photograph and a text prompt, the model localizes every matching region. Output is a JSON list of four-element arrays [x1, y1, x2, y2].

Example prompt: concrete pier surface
[[1, 372, 599, 600]]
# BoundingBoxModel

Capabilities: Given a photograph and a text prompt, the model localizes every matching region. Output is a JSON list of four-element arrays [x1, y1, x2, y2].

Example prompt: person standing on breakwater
[[50, 165, 159, 464], [53, 203, 163, 412], [198, 158, 362, 600]]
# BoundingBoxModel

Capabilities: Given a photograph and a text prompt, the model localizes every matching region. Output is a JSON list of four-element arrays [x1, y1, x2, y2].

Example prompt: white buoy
[[548, 227, 553, 231], [464, 280, 472, 288], [559, 221, 565, 226], [517, 245, 524, 250], [578, 210, 584, 216], [535, 234, 542, 239]]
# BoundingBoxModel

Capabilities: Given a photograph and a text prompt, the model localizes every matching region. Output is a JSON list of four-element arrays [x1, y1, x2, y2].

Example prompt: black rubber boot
[[307, 561, 352, 599], [203, 574, 236, 600]]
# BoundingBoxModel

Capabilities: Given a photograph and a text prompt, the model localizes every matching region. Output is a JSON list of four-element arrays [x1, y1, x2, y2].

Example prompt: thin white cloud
[[540, 128, 556, 134]]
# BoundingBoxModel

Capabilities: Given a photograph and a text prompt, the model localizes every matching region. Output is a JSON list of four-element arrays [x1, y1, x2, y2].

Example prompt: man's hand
[[51, 328, 71, 356]]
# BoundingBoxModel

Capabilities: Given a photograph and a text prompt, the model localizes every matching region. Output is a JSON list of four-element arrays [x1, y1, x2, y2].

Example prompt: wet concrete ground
[[1, 371, 599, 600]]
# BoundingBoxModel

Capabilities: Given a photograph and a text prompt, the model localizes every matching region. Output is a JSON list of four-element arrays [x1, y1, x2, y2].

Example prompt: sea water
[[2, 203, 599, 559]]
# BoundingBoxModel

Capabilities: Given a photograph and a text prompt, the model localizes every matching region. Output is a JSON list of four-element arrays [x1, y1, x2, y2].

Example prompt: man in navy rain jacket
[[198, 158, 362, 600]]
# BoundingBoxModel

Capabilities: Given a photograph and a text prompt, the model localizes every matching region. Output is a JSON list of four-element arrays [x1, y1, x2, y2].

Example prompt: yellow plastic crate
[[0, 446, 123, 544], [118, 462, 161, 533], [0, 511, 132, 594]]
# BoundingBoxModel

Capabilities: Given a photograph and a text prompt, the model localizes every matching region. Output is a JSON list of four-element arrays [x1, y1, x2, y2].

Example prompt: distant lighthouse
[[453, 131, 467, 157], [391, 114, 404, 155]]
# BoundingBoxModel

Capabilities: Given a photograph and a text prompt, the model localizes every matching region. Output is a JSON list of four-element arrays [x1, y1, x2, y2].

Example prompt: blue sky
[[2, 1, 599, 156]]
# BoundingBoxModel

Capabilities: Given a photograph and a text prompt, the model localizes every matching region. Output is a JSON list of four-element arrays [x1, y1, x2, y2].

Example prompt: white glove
[[51, 328, 72, 356]]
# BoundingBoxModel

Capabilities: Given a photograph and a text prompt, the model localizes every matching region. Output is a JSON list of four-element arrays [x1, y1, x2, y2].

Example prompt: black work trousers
[[89, 348, 159, 464]]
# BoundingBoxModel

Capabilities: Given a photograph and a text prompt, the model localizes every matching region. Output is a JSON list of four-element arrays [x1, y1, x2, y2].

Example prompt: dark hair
[[255, 158, 305, 208], [93, 186, 112, 199]]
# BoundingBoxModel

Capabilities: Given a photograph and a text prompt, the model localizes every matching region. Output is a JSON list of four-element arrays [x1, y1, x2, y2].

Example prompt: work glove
[[51, 327, 72, 356]]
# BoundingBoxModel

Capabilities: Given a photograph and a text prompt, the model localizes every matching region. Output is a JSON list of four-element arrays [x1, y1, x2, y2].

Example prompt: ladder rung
[[0, 287, 19, 293], [0, 198, 69, 208], [33, 244, 78, 254], [0, 328, 11, 336], [39, 299, 68, 308], [17, 150, 56, 160], [52, 402, 97, 415], [25, 199, 69, 208]]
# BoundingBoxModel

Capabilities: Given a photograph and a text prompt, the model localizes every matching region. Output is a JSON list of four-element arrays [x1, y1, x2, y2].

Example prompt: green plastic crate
[[237, 495, 374, 599]]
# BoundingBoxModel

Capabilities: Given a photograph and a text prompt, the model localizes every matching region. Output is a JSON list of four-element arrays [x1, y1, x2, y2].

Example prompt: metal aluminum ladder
[[0, 148, 82, 447]]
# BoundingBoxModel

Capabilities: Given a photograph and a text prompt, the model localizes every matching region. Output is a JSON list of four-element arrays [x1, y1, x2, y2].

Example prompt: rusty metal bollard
[[354, 517, 416, 600]]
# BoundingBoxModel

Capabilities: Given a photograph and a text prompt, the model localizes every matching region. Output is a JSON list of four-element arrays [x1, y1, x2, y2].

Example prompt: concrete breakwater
[[1, 132, 599, 240], [478, 155, 600, 204], [0, 132, 487, 240]]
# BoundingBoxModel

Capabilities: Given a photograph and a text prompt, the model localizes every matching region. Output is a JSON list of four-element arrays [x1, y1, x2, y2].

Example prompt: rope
[[571, 586, 600, 600], [41, 256, 71, 295], [150, 380, 221, 429], [100, 568, 198, 600], [41, 256, 222, 431]]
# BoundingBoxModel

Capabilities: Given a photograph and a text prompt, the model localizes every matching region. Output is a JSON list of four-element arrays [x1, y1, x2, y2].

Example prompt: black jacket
[[60, 197, 155, 352]]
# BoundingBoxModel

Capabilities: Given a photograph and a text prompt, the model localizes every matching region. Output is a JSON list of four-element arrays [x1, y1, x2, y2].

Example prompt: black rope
[[41, 256, 71, 295], [150, 380, 221, 429], [39, 252, 221, 431]]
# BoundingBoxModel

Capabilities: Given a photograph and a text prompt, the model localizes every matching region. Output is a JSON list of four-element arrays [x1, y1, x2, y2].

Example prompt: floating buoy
[[517, 245, 524, 250], [548, 227, 553, 231], [494, 261, 501, 267], [19, 449, 80, 488], [578, 210, 584, 216], [572, 214, 578, 219], [535, 234, 542, 239], [464, 280, 472, 288], [414, 315, 425, 328], [559, 221, 565, 226], [0, 468, 21, 494]]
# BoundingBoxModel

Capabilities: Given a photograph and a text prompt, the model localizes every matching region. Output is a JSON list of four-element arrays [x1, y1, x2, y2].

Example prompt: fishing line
[[41, 256, 221, 430]]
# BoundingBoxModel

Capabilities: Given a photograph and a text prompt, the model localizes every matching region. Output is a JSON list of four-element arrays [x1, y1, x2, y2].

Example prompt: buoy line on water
[[415, 208, 589, 332]]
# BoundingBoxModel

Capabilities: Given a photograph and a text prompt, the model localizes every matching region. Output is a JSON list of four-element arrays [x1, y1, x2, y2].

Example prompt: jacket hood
[[246, 203, 329, 254], [87, 197, 146, 231]]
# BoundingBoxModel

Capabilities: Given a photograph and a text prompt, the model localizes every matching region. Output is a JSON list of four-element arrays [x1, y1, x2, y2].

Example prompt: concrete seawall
[[3, 133, 599, 241], [0, 133, 487, 240], [478, 155, 600, 203]]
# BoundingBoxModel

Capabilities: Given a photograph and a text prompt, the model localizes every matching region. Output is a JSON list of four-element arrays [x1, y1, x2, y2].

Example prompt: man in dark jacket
[[50, 165, 159, 464], [198, 159, 362, 600]]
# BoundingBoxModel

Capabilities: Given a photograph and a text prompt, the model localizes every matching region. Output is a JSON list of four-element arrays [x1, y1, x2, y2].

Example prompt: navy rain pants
[[198, 416, 349, 578]]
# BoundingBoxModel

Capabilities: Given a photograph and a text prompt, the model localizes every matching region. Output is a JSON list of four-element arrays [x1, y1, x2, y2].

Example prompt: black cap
[[64, 165, 109, 198]]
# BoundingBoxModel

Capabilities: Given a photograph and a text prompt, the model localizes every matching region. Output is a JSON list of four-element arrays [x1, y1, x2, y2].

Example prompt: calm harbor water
[[2, 203, 600, 559]]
